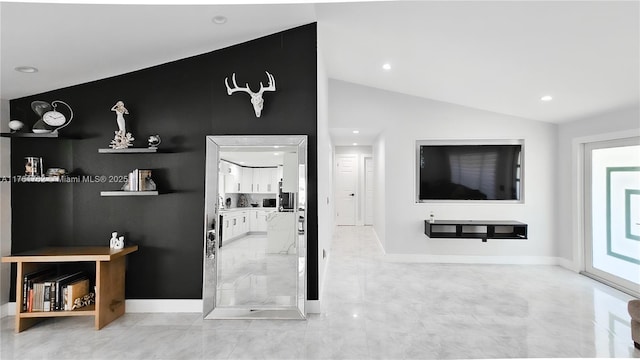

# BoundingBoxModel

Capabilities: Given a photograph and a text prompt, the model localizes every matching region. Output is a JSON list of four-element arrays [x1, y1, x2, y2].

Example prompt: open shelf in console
[[424, 220, 527, 242]]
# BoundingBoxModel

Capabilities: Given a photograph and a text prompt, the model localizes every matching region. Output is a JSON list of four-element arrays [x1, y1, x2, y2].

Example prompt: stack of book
[[125, 169, 154, 191], [22, 269, 90, 312]]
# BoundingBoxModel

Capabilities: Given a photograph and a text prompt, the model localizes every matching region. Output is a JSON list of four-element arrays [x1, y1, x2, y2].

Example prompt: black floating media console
[[424, 220, 528, 242]]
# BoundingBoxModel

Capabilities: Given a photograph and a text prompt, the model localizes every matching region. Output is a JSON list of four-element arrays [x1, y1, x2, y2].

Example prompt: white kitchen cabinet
[[267, 168, 278, 193], [223, 162, 241, 193], [239, 211, 249, 234], [222, 211, 251, 243], [222, 214, 233, 242], [254, 167, 277, 193], [253, 168, 265, 193], [240, 167, 253, 193]]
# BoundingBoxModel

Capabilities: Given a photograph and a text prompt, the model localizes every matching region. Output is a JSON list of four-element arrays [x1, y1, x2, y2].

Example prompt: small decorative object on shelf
[[8, 120, 24, 132], [46, 168, 66, 177], [109, 231, 125, 250], [30, 100, 74, 134], [121, 169, 156, 191], [24, 156, 43, 176], [429, 212, 435, 224], [109, 101, 134, 149], [109, 232, 119, 249], [72, 292, 95, 310], [115, 236, 125, 250], [224, 71, 276, 117], [148, 134, 161, 149]]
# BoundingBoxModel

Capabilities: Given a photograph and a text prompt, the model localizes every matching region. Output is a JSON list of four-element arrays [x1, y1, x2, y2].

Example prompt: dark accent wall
[[9, 23, 318, 301]]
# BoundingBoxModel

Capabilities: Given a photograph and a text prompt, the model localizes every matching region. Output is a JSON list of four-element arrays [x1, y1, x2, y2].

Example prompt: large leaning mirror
[[203, 135, 307, 319]]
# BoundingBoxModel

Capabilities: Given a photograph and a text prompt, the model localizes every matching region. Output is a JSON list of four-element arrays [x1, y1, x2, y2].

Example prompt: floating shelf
[[1, 132, 58, 138], [100, 191, 158, 197], [424, 220, 527, 242], [16, 176, 62, 183], [98, 148, 157, 153]]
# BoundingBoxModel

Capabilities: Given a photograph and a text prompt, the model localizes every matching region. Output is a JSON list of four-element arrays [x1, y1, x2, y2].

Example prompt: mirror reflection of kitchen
[[217, 146, 299, 308]]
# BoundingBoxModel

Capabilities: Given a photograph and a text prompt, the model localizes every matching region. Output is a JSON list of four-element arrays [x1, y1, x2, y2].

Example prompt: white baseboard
[[125, 299, 202, 313], [556, 257, 577, 272], [5, 300, 202, 315], [7, 302, 15, 316], [6, 299, 321, 315], [306, 300, 321, 314], [383, 254, 563, 265]]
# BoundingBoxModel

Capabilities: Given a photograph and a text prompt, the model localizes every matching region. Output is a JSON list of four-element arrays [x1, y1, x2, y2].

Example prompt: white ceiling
[[1, 1, 638, 145]]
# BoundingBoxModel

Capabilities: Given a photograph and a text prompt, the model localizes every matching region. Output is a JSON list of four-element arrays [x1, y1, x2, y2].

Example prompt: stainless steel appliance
[[278, 181, 295, 211], [263, 198, 276, 207]]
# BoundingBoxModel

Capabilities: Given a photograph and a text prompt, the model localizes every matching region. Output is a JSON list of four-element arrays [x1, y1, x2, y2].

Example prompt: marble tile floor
[[1, 225, 639, 359], [218, 234, 297, 307]]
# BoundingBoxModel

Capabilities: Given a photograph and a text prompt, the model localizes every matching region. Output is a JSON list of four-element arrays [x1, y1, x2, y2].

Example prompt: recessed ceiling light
[[212, 15, 227, 25], [15, 66, 38, 73], [352, 142, 358, 146], [273, 145, 280, 149], [352, 130, 360, 134], [540, 95, 553, 102], [273, 152, 280, 156], [382, 63, 391, 71]]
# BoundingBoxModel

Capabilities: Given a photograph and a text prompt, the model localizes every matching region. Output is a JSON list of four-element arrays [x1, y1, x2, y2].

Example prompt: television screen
[[418, 144, 522, 201]]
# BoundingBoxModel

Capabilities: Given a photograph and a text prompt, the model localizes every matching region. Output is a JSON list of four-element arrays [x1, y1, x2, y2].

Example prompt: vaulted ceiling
[[1, 1, 638, 144]]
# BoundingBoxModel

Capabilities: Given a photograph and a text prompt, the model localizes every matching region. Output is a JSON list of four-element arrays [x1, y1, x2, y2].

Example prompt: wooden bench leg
[[95, 257, 126, 329]]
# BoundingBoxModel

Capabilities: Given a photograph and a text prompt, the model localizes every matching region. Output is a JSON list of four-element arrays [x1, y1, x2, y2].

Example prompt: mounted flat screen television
[[416, 140, 523, 202]]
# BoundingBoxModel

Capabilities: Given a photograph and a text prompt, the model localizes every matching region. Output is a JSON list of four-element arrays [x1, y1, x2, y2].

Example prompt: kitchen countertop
[[219, 207, 277, 214]]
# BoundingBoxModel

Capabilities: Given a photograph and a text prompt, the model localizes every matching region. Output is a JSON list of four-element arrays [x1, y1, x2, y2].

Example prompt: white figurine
[[109, 232, 118, 249], [111, 101, 128, 133], [109, 101, 134, 149], [114, 236, 125, 250]]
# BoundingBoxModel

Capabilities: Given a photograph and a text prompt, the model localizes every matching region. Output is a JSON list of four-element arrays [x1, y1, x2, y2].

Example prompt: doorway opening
[[583, 136, 640, 297]]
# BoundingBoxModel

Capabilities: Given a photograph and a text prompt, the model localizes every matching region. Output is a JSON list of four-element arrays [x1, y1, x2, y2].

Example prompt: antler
[[225, 73, 252, 95], [257, 71, 276, 95], [224, 71, 277, 118], [224, 72, 276, 96]]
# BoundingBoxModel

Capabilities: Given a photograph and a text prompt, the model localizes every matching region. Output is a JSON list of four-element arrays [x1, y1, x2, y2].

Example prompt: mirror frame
[[203, 135, 307, 320]]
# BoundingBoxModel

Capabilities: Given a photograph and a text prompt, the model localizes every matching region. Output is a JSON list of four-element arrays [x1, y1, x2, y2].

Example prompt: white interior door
[[584, 136, 640, 297], [364, 157, 374, 225], [335, 154, 357, 226]]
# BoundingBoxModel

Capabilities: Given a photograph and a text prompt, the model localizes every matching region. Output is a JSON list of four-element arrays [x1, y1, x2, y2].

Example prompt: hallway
[[1, 226, 638, 359]]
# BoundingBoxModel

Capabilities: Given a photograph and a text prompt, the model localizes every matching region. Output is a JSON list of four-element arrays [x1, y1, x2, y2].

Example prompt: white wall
[[0, 98, 11, 317], [556, 104, 640, 271], [373, 134, 386, 249], [316, 47, 333, 308], [335, 146, 372, 226], [330, 79, 558, 262]]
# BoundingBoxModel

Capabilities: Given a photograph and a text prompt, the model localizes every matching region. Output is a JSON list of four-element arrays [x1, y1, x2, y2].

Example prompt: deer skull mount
[[224, 71, 276, 118]]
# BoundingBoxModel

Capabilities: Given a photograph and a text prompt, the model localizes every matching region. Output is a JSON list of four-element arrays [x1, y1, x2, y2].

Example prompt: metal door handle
[[349, 193, 355, 196]]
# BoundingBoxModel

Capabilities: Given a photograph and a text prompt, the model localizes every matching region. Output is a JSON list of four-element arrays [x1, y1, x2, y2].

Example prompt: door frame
[[364, 156, 374, 225], [334, 153, 358, 226], [570, 129, 639, 273], [582, 135, 640, 297]]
